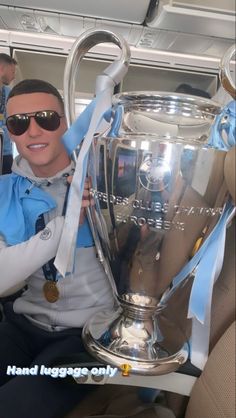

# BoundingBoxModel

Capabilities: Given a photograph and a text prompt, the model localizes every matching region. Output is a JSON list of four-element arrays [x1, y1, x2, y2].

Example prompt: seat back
[[65, 324, 235, 418], [210, 217, 235, 350], [185, 321, 235, 418], [164, 217, 235, 417]]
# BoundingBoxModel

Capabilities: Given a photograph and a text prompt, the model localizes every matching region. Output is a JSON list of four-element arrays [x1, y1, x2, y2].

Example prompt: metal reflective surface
[[64, 28, 130, 129], [219, 44, 236, 100], [83, 92, 226, 374], [62, 27, 130, 278]]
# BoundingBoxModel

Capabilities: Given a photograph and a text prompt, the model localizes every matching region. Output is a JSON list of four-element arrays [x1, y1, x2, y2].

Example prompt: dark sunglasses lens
[[35, 111, 61, 131], [6, 115, 29, 135]]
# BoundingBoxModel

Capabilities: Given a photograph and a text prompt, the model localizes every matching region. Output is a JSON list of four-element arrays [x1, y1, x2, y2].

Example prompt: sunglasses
[[6, 110, 64, 136]]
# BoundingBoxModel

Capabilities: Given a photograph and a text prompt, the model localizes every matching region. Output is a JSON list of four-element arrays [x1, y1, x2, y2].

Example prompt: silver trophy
[[64, 31, 235, 375], [83, 91, 226, 375]]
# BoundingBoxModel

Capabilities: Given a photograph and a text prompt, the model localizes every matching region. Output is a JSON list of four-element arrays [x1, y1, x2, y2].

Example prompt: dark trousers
[[0, 303, 93, 418], [2, 154, 13, 174]]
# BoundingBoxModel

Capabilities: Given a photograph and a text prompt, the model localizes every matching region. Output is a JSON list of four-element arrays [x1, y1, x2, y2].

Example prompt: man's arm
[[0, 216, 64, 296]]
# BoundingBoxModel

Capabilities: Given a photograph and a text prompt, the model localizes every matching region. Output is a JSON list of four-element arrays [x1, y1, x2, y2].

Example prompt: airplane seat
[[164, 214, 235, 417], [209, 216, 235, 351], [64, 320, 235, 418], [0, 284, 27, 322], [184, 322, 235, 418], [163, 146, 236, 416]]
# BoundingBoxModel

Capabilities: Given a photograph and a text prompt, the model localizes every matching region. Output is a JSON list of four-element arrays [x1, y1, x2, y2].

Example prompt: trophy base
[[83, 297, 189, 375]]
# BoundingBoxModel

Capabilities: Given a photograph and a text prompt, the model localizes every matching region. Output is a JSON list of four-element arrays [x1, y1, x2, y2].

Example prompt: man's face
[[0, 63, 16, 85], [7, 92, 70, 177]]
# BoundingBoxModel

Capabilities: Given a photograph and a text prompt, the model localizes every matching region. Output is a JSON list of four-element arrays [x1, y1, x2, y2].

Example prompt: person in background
[[0, 79, 114, 418], [175, 83, 211, 98], [0, 53, 17, 174]]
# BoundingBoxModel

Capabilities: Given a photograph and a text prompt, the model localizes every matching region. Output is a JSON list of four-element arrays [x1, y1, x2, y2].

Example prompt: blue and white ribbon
[[189, 201, 235, 369], [54, 87, 113, 276], [208, 100, 236, 150], [161, 201, 235, 369], [161, 99, 236, 370]]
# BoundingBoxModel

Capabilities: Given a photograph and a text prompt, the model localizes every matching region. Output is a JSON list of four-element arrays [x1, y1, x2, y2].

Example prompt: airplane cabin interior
[[0, 1, 235, 418]]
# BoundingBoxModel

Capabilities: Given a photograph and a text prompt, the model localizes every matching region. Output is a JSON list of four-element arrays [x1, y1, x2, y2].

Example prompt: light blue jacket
[[0, 157, 114, 329]]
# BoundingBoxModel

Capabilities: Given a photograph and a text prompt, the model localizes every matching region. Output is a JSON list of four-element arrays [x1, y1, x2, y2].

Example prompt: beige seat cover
[[66, 321, 235, 418], [210, 218, 235, 350], [185, 321, 235, 418]]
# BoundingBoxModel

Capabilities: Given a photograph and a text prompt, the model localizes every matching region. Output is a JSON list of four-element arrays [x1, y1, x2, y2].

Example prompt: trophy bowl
[[83, 91, 226, 375]]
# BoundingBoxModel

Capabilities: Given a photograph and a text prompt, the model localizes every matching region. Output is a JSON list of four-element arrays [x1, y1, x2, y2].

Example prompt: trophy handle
[[219, 44, 236, 99], [63, 28, 130, 135], [63, 29, 130, 290]]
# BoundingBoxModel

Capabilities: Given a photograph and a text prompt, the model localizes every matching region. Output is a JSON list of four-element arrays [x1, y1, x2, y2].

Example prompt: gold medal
[[43, 281, 59, 303]]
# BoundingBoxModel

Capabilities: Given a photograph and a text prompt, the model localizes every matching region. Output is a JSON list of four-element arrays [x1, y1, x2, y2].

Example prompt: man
[[0, 79, 114, 418], [0, 53, 17, 174]]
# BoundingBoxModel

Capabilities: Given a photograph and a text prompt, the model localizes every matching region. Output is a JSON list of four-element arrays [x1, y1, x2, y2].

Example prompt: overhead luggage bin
[[0, 0, 151, 24], [146, 0, 235, 39]]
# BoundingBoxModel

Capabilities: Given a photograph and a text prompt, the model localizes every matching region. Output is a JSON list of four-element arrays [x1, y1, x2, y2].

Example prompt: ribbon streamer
[[54, 87, 113, 277], [208, 100, 236, 150], [189, 204, 235, 369], [161, 97, 236, 369], [160, 201, 235, 370], [188, 204, 232, 368]]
